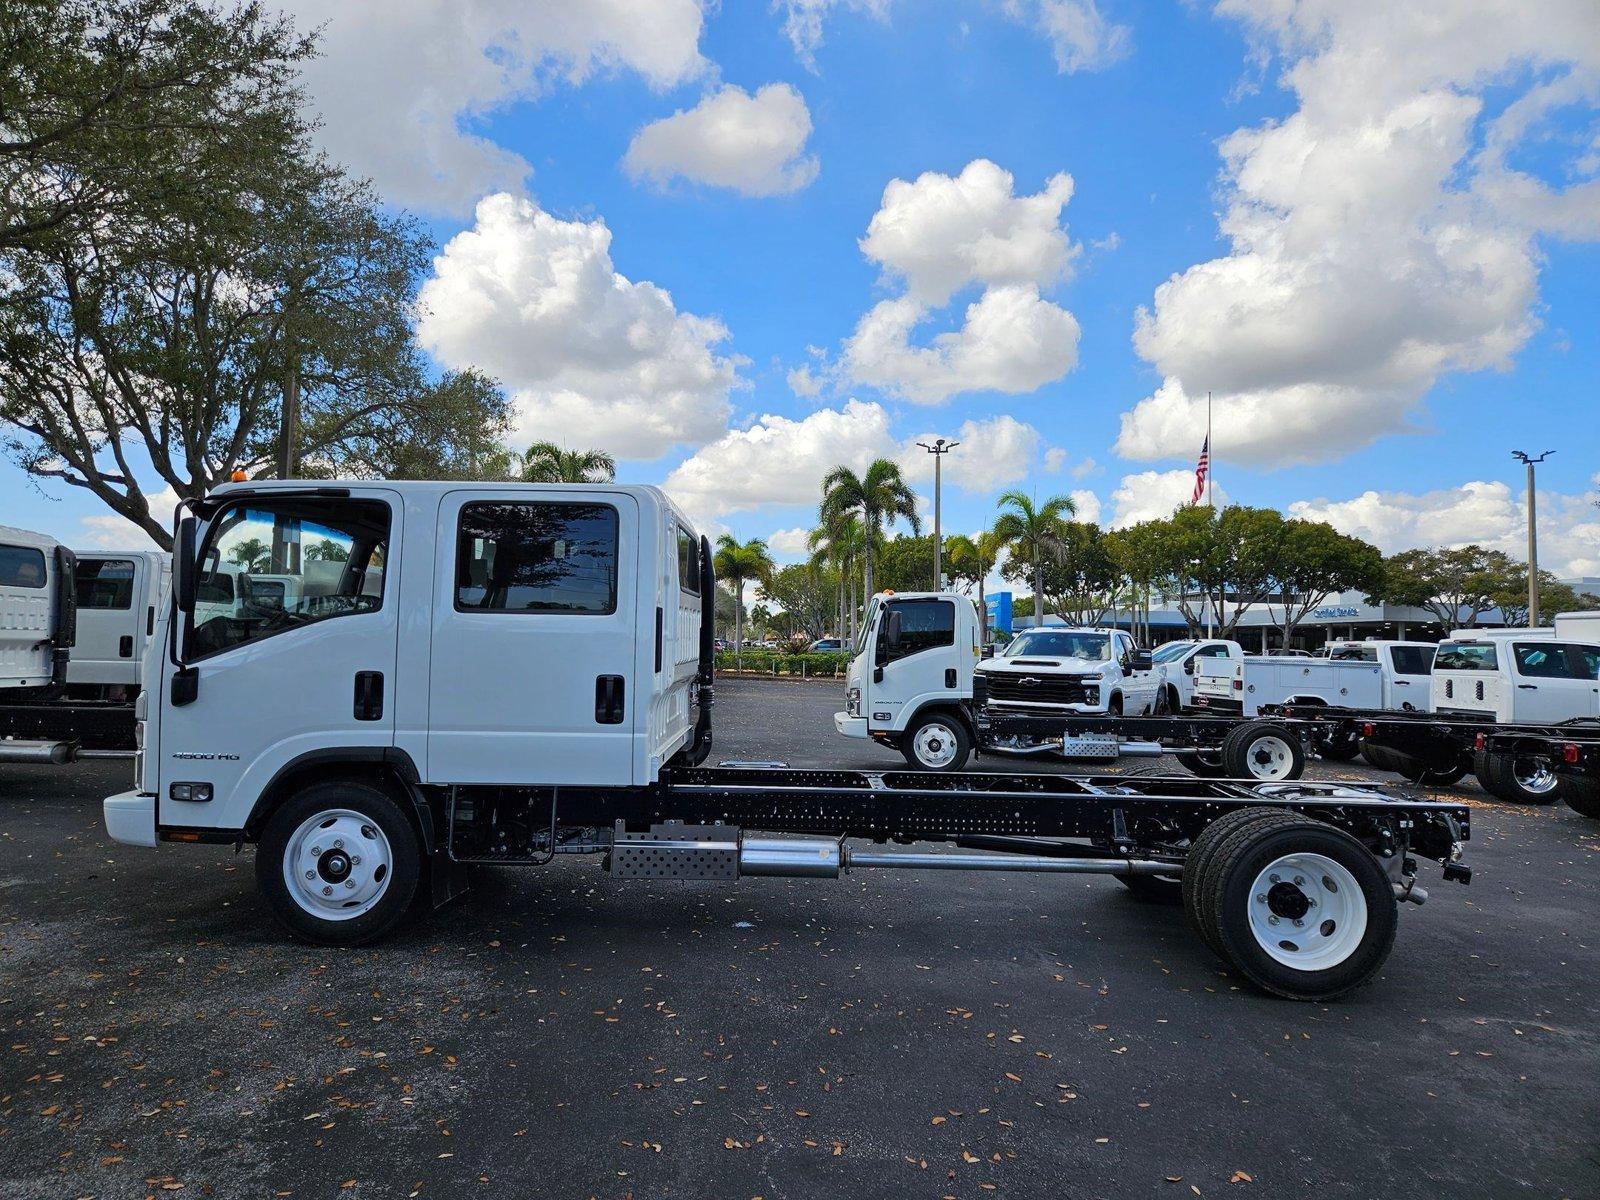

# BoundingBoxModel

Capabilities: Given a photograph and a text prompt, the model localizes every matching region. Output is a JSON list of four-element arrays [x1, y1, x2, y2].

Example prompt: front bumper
[[104, 789, 157, 848], [834, 712, 869, 740]]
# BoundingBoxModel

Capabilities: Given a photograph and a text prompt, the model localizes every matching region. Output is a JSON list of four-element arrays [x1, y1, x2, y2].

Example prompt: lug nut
[[1255, 893, 1266, 903], [1294, 875, 1305, 886], [305, 870, 315, 880], [1268, 916, 1279, 925], [1293, 918, 1304, 927], [352, 857, 361, 866], [322, 886, 333, 896], [334, 838, 344, 849], [311, 846, 321, 856], [1269, 874, 1280, 883], [345, 880, 356, 889]]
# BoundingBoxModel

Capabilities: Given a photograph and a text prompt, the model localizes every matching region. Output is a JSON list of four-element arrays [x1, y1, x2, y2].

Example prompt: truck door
[[1511, 642, 1600, 722], [157, 491, 399, 832], [427, 490, 639, 786], [0, 539, 55, 687], [869, 597, 957, 732], [70, 556, 139, 687], [1386, 644, 1434, 711]]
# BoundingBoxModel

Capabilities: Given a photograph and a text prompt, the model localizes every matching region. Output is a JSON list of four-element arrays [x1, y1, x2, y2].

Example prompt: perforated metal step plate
[[610, 821, 739, 880]]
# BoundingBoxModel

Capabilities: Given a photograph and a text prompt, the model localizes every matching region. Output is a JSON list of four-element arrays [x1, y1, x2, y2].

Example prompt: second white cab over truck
[[103, 481, 1473, 1001]]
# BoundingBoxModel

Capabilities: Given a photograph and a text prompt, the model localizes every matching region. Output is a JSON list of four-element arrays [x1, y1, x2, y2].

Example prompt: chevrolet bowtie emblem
[[1018, 677, 1041, 686]]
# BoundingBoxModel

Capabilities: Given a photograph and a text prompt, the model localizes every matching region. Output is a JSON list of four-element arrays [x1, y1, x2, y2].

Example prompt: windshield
[[1151, 642, 1193, 664], [1002, 630, 1110, 661], [854, 597, 881, 657], [1435, 641, 1497, 671]]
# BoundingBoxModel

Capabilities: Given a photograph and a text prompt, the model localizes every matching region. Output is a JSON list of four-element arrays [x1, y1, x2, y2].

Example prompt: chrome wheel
[[1512, 756, 1558, 796], [1246, 852, 1367, 970], [282, 808, 393, 921], [912, 721, 960, 769]]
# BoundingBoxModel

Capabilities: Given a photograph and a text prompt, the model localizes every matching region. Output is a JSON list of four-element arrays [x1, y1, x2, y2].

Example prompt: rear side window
[[677, 526, 700, 595], [1436, 642, 1496, 671], [76, 558, 135, 609], [879, 598, 954, 663], [0, 544, 47, 588], [457, 502, 618, 615], [1570, 645, 1600, 681], [1513, 643, 1568, 678], [1390, 646, 1434, 675]]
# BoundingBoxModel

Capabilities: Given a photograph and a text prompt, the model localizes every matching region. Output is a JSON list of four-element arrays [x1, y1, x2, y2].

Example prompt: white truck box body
[[1320, 640, 1437, 711], [1194, 654, 1383, 716]]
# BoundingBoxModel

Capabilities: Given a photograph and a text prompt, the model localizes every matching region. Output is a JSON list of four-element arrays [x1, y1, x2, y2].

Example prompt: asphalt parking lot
[[2, 678, 1597, 1200]]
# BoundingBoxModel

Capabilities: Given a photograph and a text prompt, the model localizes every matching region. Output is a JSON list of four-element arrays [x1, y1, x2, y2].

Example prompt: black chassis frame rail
[[974, 709, 1285, 752], [1267, 705, 1600, 775], [441, 765, 1471, 872], [0, 699, 136, 752], [1480, 728, 1600, 782]]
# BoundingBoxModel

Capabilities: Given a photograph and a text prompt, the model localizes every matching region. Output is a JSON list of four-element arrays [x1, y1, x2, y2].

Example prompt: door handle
[[353, 671, 384, 720], [595, 675, 626, 724], [119, 635, 134, 657], [1517, 684, 1537, 690]]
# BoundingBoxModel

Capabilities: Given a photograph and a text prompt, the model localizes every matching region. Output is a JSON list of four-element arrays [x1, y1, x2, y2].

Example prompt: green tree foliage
[[0, 1, 512, 547], [226, 535, 268, 572], [992, 490, 1076, 627], [1492, 570, 1599, 626], [819, 458, 921, 601], [809, 510, 862, 641], [1377, 545, 1516, 628], [1002, 520, 1120, 628], [760, 562, 835, 642], [1260, 520, 1384, 647], [873, 533, 939, 593], [712, 534, 774, 650], [304, 536, 348, 563], [521, 441, 615, 483]]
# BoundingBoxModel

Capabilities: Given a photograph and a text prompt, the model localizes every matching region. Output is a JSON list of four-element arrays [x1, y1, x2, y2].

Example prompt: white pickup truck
[[1432, 615, 1600, 723], [1148, 639, 1244, 712]]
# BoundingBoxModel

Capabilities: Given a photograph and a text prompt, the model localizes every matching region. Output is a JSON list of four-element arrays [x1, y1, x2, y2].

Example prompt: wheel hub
[[914, 723, 958, 768], [283, 809, 393, 921], [1246, 852, 1367, 970], [1245, 736, 1292, 779]]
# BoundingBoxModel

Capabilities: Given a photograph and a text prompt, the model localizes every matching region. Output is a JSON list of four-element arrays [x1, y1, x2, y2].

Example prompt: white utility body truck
[[1148, 639, 1244, 712], [0, 526, 77, 762], [1195, 653, 1385, 716], [102, 481, 1474, 1002]]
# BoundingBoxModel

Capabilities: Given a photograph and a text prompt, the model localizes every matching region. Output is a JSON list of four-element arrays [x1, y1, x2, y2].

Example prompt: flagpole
[[1207, 390, 1214, 509]]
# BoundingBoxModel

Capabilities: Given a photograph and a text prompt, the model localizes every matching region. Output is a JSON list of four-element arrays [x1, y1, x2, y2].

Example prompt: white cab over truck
[[97, 481, 1477, 1001], [0, 525, 75, 693], [67, 550, 169, 699]]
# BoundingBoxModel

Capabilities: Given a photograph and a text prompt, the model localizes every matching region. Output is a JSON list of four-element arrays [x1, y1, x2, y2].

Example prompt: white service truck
[[1194, 653, 1385, 716], [100, 480, 1474, 1001]]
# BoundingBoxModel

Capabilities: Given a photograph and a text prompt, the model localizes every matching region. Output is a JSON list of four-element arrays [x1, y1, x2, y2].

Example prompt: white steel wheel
[[1245, 852, 1367, 971], [913, 722, 960, 769], [1221, 723, 1306, 781], [282, 808, 394, 921], [1244, 736, 1293, 779]]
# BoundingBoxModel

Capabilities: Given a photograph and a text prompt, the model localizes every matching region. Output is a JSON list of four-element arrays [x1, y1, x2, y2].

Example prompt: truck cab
[[0, 526, 76, 694], [975, 626, 1158, 718], [68, 550, 169, 700], [1433, 626, 1600, 723], [834, 591, 981, 770], [1320, 639, 1437, 712]]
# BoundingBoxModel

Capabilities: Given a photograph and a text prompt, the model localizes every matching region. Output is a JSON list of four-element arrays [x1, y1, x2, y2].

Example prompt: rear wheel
[[901, 711, 972, 771], [1182, 807, 1291, 954], [1558, 776, 1600, 821], [1221, 722, 1306, 781], [1361, 742, 1407, 774], [256, 778, 422, 946], [1316, 732, 1362, 762], [1475, 750, 1561, 806], [1200, 813, 1398, 1001]]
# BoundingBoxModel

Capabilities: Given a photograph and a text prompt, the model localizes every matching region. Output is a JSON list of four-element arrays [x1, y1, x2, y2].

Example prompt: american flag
[[1191, 433, 1210, 505]]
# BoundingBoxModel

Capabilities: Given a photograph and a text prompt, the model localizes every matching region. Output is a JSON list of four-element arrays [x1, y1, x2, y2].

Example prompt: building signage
[[1312, 606, 1361, 620], [986, 591, 1013, 635]]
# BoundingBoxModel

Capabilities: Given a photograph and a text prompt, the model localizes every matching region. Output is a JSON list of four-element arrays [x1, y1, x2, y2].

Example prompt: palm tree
[[227, 536, 270, 573], [712, 535, 775, 653], [993, 490, 1077, 628], [820, 459, 921, 602], [522, 441, 616, 483], [809, 510, 863, 642]]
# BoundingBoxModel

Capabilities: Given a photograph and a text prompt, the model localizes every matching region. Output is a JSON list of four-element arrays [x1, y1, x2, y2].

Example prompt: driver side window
[[187, 497, 390, 660]]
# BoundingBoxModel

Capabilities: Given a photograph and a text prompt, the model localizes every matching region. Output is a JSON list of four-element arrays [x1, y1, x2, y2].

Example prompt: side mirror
[[1132, 650, 1153, 672], [885, 610, 903, 650], [981, 643, 996, 659], [175, 516, 197, 613], [1183, 656, 1196, 675]]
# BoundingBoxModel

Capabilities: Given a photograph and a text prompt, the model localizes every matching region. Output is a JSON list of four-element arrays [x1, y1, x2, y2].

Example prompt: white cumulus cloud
[[416, 193, 740, 460], [77, 487, 179, 550], [767, 527, 816, 559], [841, 160, 1083, 403], [1117, 0, 1600, 467], [279, 0, 709, 215], [901, 415, 1041, 493], [774, 0, 894, 71], [624, 83, 820, 197], [1109, 470, 1229, 529], [1289, 477, 1600, 578]]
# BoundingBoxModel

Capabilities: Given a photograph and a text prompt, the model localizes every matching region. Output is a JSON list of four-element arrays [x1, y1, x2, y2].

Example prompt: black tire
[[1474, 750, 1561, 806], [900, 710, 972, 771], [1558, 776, 1600, 821], [256, 778, 422, 946], [1182, 807, 1292, 954], [1394, 754, 1467, 787], [1360, 742, 1407, 774], [1175, 749, 1227, 778], [1153, 686, 1174, 717], [1315, 732, 1362, 762], [1200, 813, 1398, 1001], [1119, 872, 1183, 903], [1220, 722, 1306, 781]]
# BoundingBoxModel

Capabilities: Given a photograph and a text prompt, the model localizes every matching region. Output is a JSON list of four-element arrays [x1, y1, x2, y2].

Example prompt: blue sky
[[10, 0, 1599, 577]]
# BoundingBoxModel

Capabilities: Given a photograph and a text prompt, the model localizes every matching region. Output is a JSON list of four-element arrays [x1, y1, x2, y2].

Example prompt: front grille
[[984, 673, 1097, 706]]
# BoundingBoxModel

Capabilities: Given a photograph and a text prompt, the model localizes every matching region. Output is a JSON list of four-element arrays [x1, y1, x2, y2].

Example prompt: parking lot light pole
[[918, 438, 958, 589], [1511, 450, 1553, 627]]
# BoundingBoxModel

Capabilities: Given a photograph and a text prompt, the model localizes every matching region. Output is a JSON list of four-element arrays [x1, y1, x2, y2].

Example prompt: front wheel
[[256, 778, 422, 945], [900, 711, 972, 771], [1200, 813, 1398, 1000]]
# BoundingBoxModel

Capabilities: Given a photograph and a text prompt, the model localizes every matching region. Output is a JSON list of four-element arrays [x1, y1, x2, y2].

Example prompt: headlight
[[846, 687, 860, 716]]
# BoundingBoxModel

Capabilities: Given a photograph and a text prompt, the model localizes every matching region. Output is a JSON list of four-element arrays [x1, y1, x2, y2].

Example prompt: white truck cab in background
[[68, 550, 169, 700], [1318, 640, 1437, 711], [1432, 616, 1600, 723], [975, 626, 1159, 718], [833, 591, 981, 770], [0, 525, 76, 694]]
